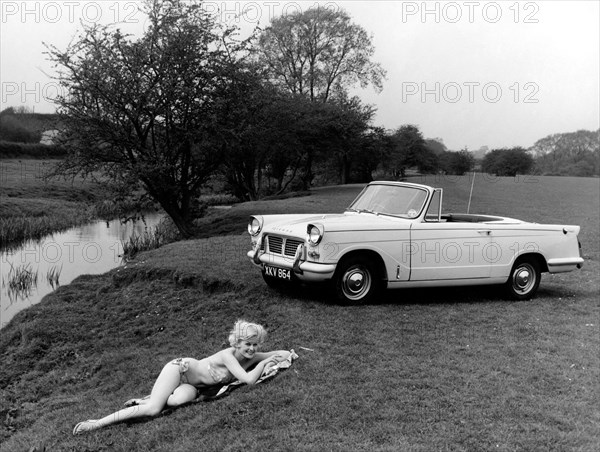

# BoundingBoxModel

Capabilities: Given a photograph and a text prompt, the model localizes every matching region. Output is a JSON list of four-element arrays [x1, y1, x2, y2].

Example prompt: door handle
[[477, 230, 491, 235]]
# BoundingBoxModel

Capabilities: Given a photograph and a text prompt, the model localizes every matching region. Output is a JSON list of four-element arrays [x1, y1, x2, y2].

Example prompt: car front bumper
[[247, 249, 337, 282]]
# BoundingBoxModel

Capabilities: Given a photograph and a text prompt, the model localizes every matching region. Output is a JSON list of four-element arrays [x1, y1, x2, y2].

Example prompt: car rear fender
[[511, 252, 549, 273]]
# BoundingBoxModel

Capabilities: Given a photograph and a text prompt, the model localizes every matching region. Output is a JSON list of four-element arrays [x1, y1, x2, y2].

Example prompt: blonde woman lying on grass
[[73, 320, 292, 435]]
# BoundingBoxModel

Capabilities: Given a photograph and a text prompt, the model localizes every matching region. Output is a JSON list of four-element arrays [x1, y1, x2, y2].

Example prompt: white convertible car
[[247, 181, 583, 303]]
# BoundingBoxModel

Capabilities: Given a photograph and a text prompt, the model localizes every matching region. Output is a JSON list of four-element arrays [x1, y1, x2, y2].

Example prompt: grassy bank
[[0, 159, 112, 248], [1, 176, 599, 451]]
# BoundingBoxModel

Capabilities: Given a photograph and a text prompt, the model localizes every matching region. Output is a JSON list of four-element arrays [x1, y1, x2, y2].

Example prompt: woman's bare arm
[[221, 351, 280, 385], [252, 350, 292, 362]]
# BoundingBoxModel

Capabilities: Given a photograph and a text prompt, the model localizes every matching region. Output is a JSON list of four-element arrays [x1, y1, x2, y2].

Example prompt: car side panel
[[409, 222, 492, 280], [488, 225, 583, 277]]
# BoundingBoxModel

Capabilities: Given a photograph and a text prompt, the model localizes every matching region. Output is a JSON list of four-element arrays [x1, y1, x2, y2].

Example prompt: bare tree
[[256, 7, 386, 103]]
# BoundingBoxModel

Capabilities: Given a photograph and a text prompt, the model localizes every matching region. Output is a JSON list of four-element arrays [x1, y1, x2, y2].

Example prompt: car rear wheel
[[504, 257, 541, 300], [333, 256, 382, 304]]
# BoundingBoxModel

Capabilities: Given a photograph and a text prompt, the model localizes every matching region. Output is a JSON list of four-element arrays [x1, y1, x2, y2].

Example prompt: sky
[[1, 0, 599, 151]]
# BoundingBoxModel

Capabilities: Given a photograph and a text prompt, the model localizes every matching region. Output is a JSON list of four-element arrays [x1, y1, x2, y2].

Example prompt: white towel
[[214, 349, 298, 398]]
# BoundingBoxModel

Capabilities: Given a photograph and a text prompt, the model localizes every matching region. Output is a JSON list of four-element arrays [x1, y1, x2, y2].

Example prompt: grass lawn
[[0, 175, 598, 451]]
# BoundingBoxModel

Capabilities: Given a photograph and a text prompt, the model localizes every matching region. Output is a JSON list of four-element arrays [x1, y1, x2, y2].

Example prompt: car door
[[409, 221, 493, 281], [408, 189, 492, 281]]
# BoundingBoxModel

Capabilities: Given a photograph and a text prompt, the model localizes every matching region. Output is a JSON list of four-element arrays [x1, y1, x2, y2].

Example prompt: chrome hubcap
[[347, 272, 364, 292], [515, 269, 530, 288], [342, 266, 371, 300], [513, 264, 534, 293]]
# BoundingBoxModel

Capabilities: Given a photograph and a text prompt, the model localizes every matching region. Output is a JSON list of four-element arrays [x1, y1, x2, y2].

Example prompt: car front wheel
[[333, 256, 381, 304], [504, 258, 541, 300]]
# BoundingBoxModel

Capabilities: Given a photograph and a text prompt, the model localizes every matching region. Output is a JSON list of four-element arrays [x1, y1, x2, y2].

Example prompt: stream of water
[[0, 212, 164, 328]]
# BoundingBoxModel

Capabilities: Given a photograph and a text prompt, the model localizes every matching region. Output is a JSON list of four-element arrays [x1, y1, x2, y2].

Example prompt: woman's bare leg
[[74, 361, 193, 434], [166, 384, 198, 407], [123, 395, 150, 407], [124, 383, 198, 408]]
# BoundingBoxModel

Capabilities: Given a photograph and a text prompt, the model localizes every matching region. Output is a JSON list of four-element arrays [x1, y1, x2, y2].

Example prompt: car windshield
[[347, 184, 429, 219]]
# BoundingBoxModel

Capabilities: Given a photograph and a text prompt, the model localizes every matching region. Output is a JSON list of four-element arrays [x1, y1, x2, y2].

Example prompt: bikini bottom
[[171, 358, 192, 386]]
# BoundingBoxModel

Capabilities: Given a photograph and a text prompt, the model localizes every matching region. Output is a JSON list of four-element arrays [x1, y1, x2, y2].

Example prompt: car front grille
[[262, 235, 303, 257]]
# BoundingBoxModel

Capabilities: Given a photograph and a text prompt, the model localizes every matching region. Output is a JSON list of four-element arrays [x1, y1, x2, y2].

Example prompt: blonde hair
[[228, 320, 267, 346]]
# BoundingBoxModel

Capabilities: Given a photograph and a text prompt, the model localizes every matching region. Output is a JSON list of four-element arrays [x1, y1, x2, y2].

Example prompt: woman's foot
[[73, 420, 100, 435], [124, 395, 150, 407]]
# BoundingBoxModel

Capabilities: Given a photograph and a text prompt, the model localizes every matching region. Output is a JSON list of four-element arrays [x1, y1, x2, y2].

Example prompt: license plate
[[264, 265, 291, 280]]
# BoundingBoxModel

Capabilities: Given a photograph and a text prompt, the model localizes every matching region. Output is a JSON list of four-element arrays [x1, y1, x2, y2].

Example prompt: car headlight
[[307, 223, 324, 245], [248, 216, 263, 236]]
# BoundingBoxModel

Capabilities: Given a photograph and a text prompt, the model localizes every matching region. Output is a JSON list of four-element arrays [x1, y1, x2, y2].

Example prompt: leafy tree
[[424, 138, 448, 155], [530, 129, 599, 176], [388, 125, 437, 176], [45, 0, 245, 236], [214, 67, 376, 198], [440, 149, 475, 175], [259, 95, 375, 188], [256, 6, 384, 188], [214, 68, 272, 201], [313, 95, 375, 184], [216, 73, 373, 197], [482, 147, 533, 177], [528, 133, 562, 157], [257, 7, 386, 103], [264, 95, 314, 194], [218, 72, 313, 200], [351, 126, 391, 183]]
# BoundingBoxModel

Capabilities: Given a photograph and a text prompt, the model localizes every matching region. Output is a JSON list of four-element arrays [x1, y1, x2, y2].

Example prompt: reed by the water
[[46, 264, 62, 290], [120, 218, 179, 260], [2, 262, 38, 301]]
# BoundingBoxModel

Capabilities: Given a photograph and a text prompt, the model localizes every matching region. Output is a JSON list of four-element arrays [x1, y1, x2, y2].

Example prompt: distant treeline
[[528, 129, 599, 177], [0, 141, 67, 159], [0, 108, 65, 158], [0, 108, 60, 144], [1, 107, 597, 178]]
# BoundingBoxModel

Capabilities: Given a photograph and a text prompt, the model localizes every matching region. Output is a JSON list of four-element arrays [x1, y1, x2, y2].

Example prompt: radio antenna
[[467, 171, 476, 213]]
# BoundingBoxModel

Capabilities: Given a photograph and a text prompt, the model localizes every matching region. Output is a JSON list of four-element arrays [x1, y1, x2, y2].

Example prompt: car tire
[[333, 256, 382, 304], [504, 257, 541, 300]]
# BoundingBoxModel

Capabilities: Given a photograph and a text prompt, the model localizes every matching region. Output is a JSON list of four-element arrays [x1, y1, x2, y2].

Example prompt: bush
[[439, 150, 475, 175], [482, 147, 533, 177]]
